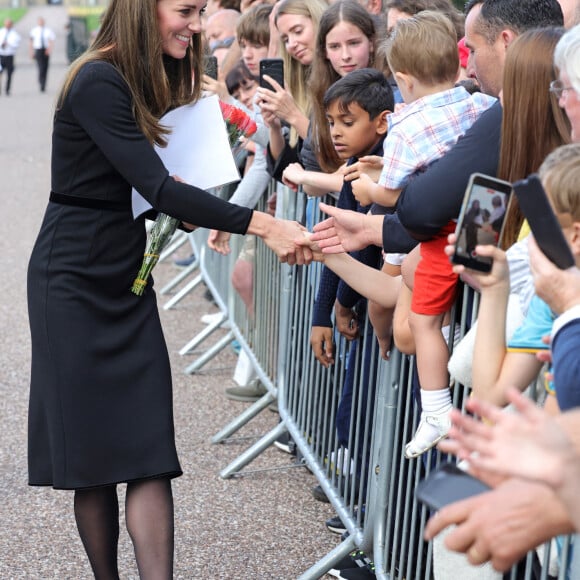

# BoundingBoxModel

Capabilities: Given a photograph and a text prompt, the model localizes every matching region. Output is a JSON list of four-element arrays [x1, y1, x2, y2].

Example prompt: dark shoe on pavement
[[325, 514, 347, 535], [338, 561, 376, 579], [273, 431, 296, 455], [225, 380, 267, 402], [312, 474, 361, 504], [327, 551, 372, 579], [326, 505, 365, 535], [203, 288, 216, 305], [311, 484, 330, 503]]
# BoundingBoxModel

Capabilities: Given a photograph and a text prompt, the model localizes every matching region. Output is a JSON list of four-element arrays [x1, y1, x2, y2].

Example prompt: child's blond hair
[[382, 10, 459, 86], [539, 143, 580, 221]]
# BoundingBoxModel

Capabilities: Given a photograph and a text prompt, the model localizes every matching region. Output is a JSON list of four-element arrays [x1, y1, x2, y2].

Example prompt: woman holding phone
[[281, 0, 380, 196], [255, 0, 328, 179], [449, 28, 571, 410]]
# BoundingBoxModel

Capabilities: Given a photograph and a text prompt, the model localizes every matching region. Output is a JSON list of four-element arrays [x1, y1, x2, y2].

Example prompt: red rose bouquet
[[219, 100, 258, 150], [131, 102, 258, 296]]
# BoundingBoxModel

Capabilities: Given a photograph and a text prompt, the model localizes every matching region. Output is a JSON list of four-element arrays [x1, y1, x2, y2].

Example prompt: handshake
[[268, 201, 377, 266]]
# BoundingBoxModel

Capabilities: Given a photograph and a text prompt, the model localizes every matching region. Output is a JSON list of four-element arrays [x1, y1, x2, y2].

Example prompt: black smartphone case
[[203, 55, 218, 80], [415, 463, 490, 511], [259, 58, 284, 91]]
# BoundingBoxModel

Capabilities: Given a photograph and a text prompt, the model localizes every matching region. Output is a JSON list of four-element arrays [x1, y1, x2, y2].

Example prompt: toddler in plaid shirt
[[352, 11, 495, 458]]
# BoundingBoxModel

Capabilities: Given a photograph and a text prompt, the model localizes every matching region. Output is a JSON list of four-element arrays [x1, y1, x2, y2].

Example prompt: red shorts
[[411, 221, 458, 316]]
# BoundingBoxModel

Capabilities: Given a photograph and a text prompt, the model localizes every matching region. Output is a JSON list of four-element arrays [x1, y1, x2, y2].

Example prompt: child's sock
[[421, 388, 452, 414], [405, 388, 452, 458]]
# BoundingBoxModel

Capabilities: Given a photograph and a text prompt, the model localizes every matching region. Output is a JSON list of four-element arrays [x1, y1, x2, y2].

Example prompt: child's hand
[[282, 162, 305, 192], [208, 230, 232, 255], [310, 326, 335, 368], [239, 137, 256, 154], [344, 155, 383, 182], [334, 300, 359, 340], [351, 174, 375, 207]]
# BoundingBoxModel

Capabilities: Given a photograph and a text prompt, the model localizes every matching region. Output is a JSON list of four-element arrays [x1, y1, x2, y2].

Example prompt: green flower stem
[[131, 212, 179, 296]]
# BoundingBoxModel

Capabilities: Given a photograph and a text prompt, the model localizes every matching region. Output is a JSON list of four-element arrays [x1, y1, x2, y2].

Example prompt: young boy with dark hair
[[311, 67, 395, 371], [309, 67, 396, 538]]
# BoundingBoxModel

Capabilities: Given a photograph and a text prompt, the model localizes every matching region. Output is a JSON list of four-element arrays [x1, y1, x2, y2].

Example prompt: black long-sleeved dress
[[27, 61, 252, 490]]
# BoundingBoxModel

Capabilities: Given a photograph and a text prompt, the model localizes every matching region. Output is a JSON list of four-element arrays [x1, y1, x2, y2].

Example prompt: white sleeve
[[552, 305, 580, 340]]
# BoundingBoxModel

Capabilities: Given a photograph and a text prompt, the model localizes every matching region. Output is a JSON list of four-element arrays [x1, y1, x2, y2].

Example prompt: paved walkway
[[0, 5, 338, 579]]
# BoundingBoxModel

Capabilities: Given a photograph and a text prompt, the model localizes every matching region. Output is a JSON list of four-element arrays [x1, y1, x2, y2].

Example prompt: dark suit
[[34, 48, 49, 92]]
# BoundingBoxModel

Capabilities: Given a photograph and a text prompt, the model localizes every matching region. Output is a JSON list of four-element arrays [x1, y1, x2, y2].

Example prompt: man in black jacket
[[310, 0, 564, 254]]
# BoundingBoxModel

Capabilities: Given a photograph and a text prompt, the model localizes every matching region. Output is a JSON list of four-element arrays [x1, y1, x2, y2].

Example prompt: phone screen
[[415, 463, 490, 511], [452, 173, 513, 272]]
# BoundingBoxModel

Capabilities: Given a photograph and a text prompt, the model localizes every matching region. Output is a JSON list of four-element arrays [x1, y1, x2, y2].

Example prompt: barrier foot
[[212, 392, 276, 444], [179, 312, 228, 356], [183, 330, 234, 374], [297, 535, 359, 580], [229, 460, 307, 477], [163, 273, 203, 310], [160, 257, 199, 295], [219, 421, 286, 479]]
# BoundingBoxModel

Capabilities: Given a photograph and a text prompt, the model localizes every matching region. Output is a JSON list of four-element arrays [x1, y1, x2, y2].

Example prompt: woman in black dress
[[27, 0, 310, 577]]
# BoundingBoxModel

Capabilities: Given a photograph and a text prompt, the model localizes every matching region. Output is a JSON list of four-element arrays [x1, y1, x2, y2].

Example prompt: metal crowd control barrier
[[160, 180, 573, 580]]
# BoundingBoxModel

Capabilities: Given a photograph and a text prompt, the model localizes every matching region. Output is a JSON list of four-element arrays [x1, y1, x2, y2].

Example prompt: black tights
[[74, 478, 174, 580]]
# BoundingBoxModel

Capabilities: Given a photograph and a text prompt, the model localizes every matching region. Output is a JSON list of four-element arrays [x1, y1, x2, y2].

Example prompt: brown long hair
[[309, 0, 377, 172], [275, 0, 328, 147], [498, 27, 571, 248], [58, 0, 203, 146]]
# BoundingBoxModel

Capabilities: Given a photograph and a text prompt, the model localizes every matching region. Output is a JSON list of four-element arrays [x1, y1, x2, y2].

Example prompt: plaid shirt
[[378, 86, 496, 190]]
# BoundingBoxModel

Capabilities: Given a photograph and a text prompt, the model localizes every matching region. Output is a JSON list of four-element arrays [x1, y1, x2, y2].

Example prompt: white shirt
[[0, 27, 20, 57], [29, 25, 55, 50]]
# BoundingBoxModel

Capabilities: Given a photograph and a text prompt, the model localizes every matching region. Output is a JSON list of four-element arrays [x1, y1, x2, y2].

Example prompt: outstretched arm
[[309, 203, 384, 253]]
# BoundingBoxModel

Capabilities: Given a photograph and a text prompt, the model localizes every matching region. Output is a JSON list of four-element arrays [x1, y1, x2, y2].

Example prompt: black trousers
[[34, 49, 49, 91], [0, 54, 14, 94]]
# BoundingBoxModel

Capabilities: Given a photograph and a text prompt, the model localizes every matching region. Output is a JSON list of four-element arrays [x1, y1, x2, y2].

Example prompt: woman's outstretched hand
[[249, 212, 312, 265]]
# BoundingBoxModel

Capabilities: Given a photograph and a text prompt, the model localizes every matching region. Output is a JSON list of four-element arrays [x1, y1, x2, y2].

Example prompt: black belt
[[50, 192, 131, 212]]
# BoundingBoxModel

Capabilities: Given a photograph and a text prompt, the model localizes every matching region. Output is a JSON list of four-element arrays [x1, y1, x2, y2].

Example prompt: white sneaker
[[200, 312, 227, 325], [405, 406, 452, 459]]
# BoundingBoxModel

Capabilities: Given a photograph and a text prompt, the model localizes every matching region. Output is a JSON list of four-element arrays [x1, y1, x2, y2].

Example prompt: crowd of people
[[23, 0, 580, 578]]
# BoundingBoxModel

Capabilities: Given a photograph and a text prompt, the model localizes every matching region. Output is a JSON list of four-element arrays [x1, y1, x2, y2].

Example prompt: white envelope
[[132, 94, 240, 218]]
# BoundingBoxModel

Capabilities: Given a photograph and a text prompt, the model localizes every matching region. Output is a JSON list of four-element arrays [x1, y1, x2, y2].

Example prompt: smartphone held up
[[451, 173, 513, 273], [259, 58, 284, 92], [512, 174, 575, 270], [203, 55, 218, 80]]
